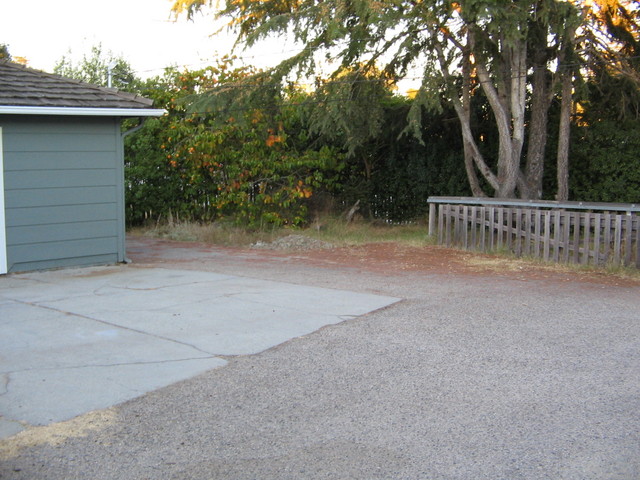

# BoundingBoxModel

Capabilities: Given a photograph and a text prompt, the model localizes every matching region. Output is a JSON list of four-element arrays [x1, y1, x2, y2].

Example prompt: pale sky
[[0, 0, 292, 77]]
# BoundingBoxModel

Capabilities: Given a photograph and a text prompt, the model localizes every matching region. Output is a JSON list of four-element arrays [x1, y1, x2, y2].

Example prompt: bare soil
[[128, 234, 640, 288]]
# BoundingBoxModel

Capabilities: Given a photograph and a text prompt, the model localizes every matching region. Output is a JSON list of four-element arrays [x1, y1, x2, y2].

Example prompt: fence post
[[429, 202, 436, 237]]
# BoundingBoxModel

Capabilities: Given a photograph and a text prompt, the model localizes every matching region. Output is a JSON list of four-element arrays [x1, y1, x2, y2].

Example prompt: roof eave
[[0, 106, 165, 117]]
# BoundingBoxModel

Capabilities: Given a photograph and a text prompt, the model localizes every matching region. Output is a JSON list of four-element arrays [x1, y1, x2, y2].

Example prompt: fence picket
[[543, 212, 551, 262], [480, 207, 487, 251], [624, 215, 633, 266], [505, 208, 512, 251], [603, 213, 612, 264], [438, 203, 444, 244], [534, 210, 542, 258], [582, 213, 591, 265], [635, 216, 640, 268], [553, 211, 561, 262], [524, 209, 532, 256], [488, 207, 500, 251], [470, 206, 477, 249], [445, 205, 451, 246], [594, 214, 602, 265], [514, 209, 522, 256], [614, 215, 623, 264], [562, 212, 571, 263], [572, 212, 580, 264], [462, 206, 469, 249]]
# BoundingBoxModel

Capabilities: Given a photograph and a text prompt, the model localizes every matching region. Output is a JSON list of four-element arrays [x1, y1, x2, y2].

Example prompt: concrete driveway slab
[[0, 265, 399, 438]]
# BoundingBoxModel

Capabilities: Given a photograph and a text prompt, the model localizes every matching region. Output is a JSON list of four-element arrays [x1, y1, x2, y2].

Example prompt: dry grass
[[304, 216, 433, 247], [463, 251, 640, 281], [0, 409, 116, 460], [129, 222, 282, 247], [129, 216, 434, 248]]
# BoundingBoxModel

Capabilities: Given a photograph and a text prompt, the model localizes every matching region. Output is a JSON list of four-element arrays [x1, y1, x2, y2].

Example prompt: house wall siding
[[0, 115, 124, 273]]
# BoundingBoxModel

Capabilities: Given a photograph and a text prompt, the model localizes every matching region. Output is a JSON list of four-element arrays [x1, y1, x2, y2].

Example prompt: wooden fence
[[428, 197, 640, 268]]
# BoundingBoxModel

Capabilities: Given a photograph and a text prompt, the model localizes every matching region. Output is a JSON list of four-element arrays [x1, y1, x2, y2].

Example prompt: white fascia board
[[0, 106, 165, 117], [0, 127, 7, 274]]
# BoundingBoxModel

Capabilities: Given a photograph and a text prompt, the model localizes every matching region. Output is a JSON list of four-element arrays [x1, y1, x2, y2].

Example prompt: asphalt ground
[[1, 237, 639, 479]]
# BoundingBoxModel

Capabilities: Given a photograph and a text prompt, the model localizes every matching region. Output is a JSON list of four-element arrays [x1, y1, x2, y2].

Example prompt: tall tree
[[173, 0, 588, 199], [54, 44, 140, 92]]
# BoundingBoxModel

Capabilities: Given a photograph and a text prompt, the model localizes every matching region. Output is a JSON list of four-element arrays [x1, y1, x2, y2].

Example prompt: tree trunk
[[556, 22, 577, 202], [556, 70, 572, 201], [461, 48, 485, 197], [524, 56, 553, 200], [508, 42, 528, 198], [435, 40, 498, 195], [473, 40, 527, 198]]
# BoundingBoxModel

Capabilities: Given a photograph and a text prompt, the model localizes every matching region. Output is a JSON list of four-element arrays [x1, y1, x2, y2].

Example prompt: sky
[[0, 0, 292, 78]]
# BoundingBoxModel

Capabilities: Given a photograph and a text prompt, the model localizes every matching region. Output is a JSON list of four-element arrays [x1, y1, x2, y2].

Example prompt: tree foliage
[[171, 0, 587, 200], [172, 0, 640, 203], [54, 44, 140, 91], [569, 118, 640, 203], [0, 44, 11, 61], [126, 62, 343, 227]]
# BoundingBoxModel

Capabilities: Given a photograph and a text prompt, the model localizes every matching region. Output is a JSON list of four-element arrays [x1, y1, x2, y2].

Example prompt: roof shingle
[[0, 60, 155, 110]]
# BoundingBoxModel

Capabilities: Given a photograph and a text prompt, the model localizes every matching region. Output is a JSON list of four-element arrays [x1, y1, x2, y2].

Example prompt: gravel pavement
[[1, 237, 639, 479]]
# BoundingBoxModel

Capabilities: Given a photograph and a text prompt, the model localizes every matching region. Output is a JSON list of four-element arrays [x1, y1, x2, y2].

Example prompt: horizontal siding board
[[4, 132, 116, 152], [8, 237, 118, 265], [6, 220, 118, 245], [3, 151, 116, 171], [5, 169, 116, 189], [8, 253, 119, 274], [0, 116, 116, 135], [4, 186, 116, 208], [6, 204, 117, 227]]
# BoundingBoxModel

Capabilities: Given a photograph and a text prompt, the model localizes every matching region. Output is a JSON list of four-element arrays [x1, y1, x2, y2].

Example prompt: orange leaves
[[265, 134, 284, 146], [265, 125, 285, 146], [295, 180, 312, 198]]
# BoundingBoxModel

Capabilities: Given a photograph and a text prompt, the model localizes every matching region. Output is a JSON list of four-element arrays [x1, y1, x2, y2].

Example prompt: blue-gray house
[[0, 61, 163, 273]]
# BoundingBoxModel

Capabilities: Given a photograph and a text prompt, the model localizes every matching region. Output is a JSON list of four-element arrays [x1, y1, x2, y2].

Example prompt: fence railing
[[428, 197, 640, 268]]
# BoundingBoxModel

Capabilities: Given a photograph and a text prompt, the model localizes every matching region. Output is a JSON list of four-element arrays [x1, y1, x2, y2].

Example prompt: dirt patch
[[127, 235, 640, 288]]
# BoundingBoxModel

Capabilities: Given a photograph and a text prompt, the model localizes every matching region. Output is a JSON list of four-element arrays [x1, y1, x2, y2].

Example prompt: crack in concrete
[[3, 356, 225, 376], [9, 299, 218, 357], [94, 278, 226, 294]]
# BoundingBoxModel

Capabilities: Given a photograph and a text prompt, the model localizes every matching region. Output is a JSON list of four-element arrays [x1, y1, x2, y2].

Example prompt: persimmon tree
[[125, 61, 342, 226]]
